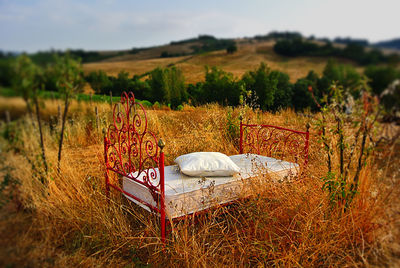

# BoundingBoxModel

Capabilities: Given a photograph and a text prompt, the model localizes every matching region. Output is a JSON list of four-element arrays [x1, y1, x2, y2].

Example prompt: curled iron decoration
[[242, 125, 307, 163], [105, 92, 160, 194]]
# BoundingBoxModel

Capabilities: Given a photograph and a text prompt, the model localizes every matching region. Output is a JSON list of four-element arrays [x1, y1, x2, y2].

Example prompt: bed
[[104, 92, 310, 242]]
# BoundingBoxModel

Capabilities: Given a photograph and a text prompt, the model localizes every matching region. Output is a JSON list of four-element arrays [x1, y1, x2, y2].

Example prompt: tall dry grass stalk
[[0, 99, 398, 267]]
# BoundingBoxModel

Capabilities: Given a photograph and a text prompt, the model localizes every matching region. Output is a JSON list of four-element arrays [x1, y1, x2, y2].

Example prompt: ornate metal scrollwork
[[105, 92, 160, 195], [241, 124, 309, 164]]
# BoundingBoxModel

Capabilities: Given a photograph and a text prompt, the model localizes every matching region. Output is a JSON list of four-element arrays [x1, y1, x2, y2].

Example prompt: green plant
[[311, 83, 380, 208], [242, 63, 274, 110], [226, 44, 237, 54], [147, 66, 187, 109], [140, 100, 153, 108], [13, 55, 48, 173], [0, 167, 19, 209], [364, 65, 400, 96], [225, 107, 239, 142]]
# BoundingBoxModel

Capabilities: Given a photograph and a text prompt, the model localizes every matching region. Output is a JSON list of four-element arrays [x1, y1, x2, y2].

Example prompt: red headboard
[[104, 92, 165, 208], [104, 92, 167, 242]]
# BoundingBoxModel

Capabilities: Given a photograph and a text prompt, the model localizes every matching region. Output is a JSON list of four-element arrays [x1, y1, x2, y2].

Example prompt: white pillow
[[174, 152, 240, 177]]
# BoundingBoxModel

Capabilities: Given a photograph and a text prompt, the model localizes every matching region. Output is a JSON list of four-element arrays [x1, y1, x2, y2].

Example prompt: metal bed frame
[[104, 92, 310, 242]]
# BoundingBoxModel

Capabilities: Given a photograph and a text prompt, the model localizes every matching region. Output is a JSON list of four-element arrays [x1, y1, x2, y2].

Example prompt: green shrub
[[364, 65, 400, 96], [321, 60, 363, 97], [85, 70, 112, 94], [292, 78, 316, 111], [146, 66, 187, 109], [153, 101, 161, 109], [140, 100, 152, 108], [242, 63, 279, 110], [226, 44, 237, 54], [0, 58, 15, 87], [202, 66, 243, 106]]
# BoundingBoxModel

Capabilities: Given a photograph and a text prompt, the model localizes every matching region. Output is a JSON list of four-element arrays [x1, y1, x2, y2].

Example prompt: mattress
[[123, 154, 298, 219]]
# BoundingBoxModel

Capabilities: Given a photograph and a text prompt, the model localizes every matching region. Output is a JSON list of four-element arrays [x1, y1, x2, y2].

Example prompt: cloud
[[1, 0, 400, 52]]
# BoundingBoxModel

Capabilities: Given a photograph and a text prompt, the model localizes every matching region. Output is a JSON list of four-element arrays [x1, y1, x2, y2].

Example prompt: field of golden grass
[[0, 96, 399, 267], [83, 40, 362, 84]]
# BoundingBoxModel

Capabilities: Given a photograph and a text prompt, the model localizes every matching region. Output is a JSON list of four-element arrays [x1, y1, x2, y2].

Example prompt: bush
[[187, 82, 204, 105], [85, 70, 151, 99], [242, 63, 282, 110], [139, 100, 153, 108], [364, 65, 400, 96], [226, 44, 237, 54], [152, 101, 161, 109], [269, 71, 293, 111], [146, 66, 187, 109], [202, 66, 243, 106], [380, 79, 400, 114], [85, 70, 112, 94], [0, 59, 14, 87], [292, 78, 317, 111], [322, 60, 363, 97]]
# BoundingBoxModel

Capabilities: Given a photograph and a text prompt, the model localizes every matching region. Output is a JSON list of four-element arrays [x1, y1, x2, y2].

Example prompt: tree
[[13, 55, 48, 173], [0, 59, 14, 87], [226, 44, 237, 54], [292, 78, 317, 111], [147, 66, 187, 108], [202, 66, 242, 106], [53, 54, 85, 171], [322, 60, 362, 97], [242, 63, 277, 110], [112, 71, 133, 96], [130, 75, 151, 100], [12, 55, 35, 118], [147, 67, 169, 104], [85, 70, 112, 94], [364, 65, 400, 96], [187, 82, 204, 105], [380, 80, 400, 114], [167, 67, 187, 108], [340, 43, 365, 63], [269, 71, 293, 111]]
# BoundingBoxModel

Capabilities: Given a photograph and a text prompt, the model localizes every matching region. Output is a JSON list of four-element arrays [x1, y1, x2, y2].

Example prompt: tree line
[[2, 53, 400, 113], [85, 60, 400, 112], [274, 38, 400, 65]]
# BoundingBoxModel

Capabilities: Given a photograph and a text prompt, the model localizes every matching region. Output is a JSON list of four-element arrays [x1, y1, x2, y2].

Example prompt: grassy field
[[83, 40, 362, 84], [0, 88, 154, 122], [0, 96, 399, 266]]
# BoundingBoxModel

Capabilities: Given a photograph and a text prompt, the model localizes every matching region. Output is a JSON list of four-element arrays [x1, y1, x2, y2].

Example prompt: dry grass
[[0, 98, 398, 267]]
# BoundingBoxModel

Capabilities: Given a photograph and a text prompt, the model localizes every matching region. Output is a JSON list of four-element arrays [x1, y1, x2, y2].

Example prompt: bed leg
[[239, 116, 243, 154], [105, 175, 110, 199], [161, 207, 166, 243], [104, 135, 110, 199], [304, 123, 310, 166], [158, 139, 166, 243]]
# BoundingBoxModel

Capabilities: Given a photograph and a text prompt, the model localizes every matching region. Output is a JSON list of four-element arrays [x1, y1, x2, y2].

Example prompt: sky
[[0, 0, 399, 53]]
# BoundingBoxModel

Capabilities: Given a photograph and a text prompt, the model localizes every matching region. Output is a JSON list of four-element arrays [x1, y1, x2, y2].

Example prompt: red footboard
[[239, 117, 310, 166], [104, 92, 166, 241]]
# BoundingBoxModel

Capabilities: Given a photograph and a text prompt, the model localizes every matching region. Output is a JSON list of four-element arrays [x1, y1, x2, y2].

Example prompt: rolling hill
[[83, 39, 361, 84]]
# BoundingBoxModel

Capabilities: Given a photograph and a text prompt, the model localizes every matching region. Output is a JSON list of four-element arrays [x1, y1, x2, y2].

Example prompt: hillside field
[[83, 40, 363, 84]]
